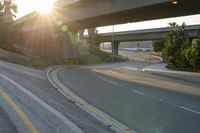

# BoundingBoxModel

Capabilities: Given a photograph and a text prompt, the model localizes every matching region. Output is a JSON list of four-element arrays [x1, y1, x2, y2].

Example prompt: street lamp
[[111, 25, 114, 61]]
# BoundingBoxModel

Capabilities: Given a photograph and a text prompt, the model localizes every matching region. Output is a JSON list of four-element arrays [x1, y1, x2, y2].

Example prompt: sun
[[35, 0, 54, 14]]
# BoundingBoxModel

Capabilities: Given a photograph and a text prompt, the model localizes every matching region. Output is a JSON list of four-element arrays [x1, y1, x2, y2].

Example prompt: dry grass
[[0, 48, 62, 69]]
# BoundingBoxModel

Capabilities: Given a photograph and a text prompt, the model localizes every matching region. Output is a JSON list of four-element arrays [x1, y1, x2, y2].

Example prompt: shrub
[[163, 23, 191, 68], [152, 40, 165, 52]]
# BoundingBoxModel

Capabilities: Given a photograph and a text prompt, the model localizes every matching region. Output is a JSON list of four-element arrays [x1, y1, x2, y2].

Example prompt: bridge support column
[[88, 28, 95, 45], [62, 29, 79, 64], [112, 41, 119, 56], [78, 29, 85, 40]]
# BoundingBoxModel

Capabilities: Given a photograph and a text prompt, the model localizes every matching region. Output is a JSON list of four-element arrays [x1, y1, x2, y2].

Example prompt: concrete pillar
[[112, 41, 120, 56], [62, 34, 71, 62], [87, 28, 96, 45], [78, 29, 85, 40], [62, 29, 79, 64]]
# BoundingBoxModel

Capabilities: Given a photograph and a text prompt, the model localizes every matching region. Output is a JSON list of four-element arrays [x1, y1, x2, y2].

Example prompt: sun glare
[[35, 0, 54, 14], [15, 0, 56, 17]]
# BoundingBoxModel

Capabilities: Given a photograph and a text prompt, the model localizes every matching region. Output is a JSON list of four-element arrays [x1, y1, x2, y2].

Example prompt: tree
[[0, 0, 18, 51], [189, 33, 200, 69], [87, 28, 102, 47], [0, 0, 17, 23], [87, 28, 96, 46], [163, 22, 190, 68], [152, 40, 165, 52]]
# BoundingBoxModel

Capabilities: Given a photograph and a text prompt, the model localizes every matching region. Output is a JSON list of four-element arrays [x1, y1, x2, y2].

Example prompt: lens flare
[[35, 0, 54, 14]]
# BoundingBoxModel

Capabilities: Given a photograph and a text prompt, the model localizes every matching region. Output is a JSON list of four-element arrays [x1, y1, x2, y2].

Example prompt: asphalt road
[[0, 108, 17, 133], [0, 61, 113, 133], [58, 62, 200, 133]]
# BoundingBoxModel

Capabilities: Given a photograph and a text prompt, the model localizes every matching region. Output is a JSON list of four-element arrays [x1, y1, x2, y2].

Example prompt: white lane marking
[[92, 71, 119, 86], [53, 68, 136, 133], [0, 73, 84, 133], [92, 70, 200, 116], [93, 70, 164, 102], [122, 66, 138, 71], [0, 62, 44, 80], [131, 89, 164, 101], [108, 81, 118, 86], [132, 90, 146, 96], [179, 106, 200, 115], [94, 73, 107, 81]]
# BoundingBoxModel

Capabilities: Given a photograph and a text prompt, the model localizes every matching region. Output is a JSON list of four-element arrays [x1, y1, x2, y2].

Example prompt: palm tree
[[0, 0, 18, 50], [0, 0, 17, 23]]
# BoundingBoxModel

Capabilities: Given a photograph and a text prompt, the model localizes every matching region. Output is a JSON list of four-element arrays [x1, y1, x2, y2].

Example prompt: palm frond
[[0, 3, 4, 11], [11, 4, 17, 13]]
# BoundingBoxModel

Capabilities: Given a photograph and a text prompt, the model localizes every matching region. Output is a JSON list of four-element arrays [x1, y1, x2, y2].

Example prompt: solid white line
[[0, 73, 83, 133], [179, 106, 200, 115], [0, 62, 44, 79]]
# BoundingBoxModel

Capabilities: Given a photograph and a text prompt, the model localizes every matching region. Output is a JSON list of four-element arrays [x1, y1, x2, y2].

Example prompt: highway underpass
[[15, 0, 200, 62]]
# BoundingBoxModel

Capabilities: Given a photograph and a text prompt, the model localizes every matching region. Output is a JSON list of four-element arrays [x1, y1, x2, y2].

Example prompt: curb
[[143, 69, 200, 84], [0, 73, 83, 133], [47, 66, 138, 133]]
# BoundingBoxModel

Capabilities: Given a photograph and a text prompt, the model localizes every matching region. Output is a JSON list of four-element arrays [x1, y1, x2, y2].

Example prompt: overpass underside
[[17, 0, 200, 61], [61, 0, 200, 28]]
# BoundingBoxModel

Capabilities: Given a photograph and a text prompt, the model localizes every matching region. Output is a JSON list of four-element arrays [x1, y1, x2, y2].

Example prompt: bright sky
[[15, 0, 55, 16], [97, 14, 200, 33], [14, 0, 200, 33]]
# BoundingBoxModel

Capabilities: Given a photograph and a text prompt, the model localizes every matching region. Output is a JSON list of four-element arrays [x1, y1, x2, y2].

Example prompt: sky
[[14, 0, 200, 33]]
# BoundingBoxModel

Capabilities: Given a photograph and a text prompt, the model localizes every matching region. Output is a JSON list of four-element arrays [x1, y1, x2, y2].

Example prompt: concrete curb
[[143, 68, 200, 84], [0, 73, 83, 133], [47, 66, 138, 133]]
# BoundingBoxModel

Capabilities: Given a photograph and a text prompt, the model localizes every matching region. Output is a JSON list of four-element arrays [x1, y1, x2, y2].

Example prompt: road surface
[[0, 108, 17, 133], [56, 51, 200, 133], [0, 61, 113, 133]]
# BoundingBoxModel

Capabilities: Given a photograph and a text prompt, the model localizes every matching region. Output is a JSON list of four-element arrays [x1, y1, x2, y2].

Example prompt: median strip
[[0, 90, 39, 133]]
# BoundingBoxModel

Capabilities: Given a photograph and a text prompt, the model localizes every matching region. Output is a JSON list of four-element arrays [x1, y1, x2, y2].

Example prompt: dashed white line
[[132, 90, 146, 96], [92, 71, 119, 86], [179, 106, 200, 115], [92, 70, 200, 116], [108, 81, 118, 86]]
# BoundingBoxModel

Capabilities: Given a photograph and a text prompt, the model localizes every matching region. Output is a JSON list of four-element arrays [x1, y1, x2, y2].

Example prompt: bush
[[153, 40, 165, 52], [163, 23, 190, 68], [163, 22, 200, 70], [78, 47, 127, 65], [189, 34, 200, 69]]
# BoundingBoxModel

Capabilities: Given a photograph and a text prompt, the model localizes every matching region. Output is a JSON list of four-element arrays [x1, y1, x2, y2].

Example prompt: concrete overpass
[[56, 0, 200, 28], [99, 25, 200, 42], [17, 0, 200, 29], [15, 0, 200, 62], [93, 25, 200, 55]]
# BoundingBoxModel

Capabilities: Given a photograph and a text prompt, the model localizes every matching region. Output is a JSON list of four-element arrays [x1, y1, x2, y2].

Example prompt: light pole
[[150, 50, 152, 66], [112, 25, 114, 61]]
